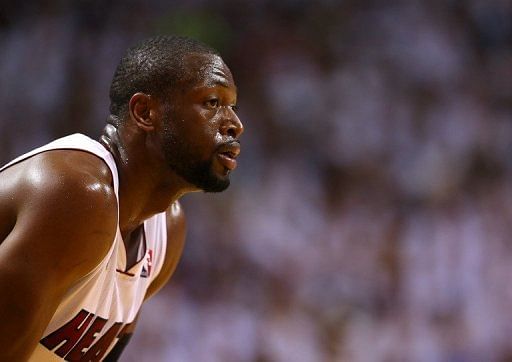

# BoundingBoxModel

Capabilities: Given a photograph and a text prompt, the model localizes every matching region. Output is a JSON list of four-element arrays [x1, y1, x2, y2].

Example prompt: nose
[[220, 109, 244, 139]]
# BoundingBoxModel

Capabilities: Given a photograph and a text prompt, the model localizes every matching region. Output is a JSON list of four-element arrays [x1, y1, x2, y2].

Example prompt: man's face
[[160, 53, 244, 192]]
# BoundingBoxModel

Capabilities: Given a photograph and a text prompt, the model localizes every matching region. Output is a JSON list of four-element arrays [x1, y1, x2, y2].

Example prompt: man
[[0, 35, 244, 361]]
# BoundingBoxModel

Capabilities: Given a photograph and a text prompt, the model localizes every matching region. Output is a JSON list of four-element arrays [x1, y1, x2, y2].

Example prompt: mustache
[[223, 139, 240, 146], [216, 139, 241, 149], [215, 140, 241, 157]]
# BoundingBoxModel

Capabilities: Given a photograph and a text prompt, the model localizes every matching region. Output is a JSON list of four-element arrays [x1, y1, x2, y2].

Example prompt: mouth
[[216, 142, 240, 171]]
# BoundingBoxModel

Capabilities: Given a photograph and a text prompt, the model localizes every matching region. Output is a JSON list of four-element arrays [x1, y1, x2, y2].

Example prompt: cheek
[[194, 114, 221, 142], [180, 107, 221, 147], [182, 124, 218, 158], [185, 122, 217, 145]]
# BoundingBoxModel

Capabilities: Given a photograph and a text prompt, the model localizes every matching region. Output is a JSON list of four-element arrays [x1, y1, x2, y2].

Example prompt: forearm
[[0, 261, 70, 361], [103, 314, 138, 361], [103, 332, 133, 361], [0, 282, 51, 361]]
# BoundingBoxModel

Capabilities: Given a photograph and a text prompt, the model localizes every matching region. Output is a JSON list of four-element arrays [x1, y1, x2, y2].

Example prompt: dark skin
[[0, 53, 243, 360]]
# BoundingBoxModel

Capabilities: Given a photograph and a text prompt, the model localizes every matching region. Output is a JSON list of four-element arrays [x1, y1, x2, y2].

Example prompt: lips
[[216, 142, 240, 171]]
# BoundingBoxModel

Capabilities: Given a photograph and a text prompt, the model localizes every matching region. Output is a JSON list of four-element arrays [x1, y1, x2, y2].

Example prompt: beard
[[161, 120, 230, 193]]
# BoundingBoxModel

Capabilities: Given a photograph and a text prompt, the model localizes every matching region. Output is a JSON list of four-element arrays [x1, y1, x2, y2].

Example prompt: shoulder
[[165, 200, 187, 256], [144, 201, 187, 301], [14, 149, 116, 211], [3, 149, 118, 280], [166, 200, 186, 232]]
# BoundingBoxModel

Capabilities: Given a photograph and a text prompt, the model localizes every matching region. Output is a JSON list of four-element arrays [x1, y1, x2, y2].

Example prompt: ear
[[128, 92, 156, 131]]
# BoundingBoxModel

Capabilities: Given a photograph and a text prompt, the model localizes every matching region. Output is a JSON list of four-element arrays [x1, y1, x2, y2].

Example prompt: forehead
[[182, 53, 236, 90]]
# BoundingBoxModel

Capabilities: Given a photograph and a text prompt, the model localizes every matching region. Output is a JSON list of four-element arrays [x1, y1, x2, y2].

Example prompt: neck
[[99, 123, 193, 233]]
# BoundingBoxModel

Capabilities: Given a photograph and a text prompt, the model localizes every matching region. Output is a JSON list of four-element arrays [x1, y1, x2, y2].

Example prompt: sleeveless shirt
[[0, 134, 167, 361]]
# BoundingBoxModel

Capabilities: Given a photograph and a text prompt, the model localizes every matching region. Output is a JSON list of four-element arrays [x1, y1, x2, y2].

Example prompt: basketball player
[[0, 35, 243, 361]]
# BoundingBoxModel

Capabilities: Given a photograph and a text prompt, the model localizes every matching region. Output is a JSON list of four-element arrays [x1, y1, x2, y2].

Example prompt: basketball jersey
[[0, 134, 168, 361]]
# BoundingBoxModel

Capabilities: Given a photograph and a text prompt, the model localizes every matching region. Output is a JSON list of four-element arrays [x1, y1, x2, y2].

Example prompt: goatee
[[162, 123, 230, 193]]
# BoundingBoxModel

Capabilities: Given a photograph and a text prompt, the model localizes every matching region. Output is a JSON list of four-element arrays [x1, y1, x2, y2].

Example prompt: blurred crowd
[[1, 0, 512, 361]]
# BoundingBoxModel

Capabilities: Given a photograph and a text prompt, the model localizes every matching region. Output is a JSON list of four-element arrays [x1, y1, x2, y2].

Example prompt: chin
[[176, 159, 232, 193], [201, 177, 230, 193]]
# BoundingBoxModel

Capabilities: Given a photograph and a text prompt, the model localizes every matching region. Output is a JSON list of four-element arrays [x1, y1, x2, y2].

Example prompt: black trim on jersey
[[116, 224, 147, 277]]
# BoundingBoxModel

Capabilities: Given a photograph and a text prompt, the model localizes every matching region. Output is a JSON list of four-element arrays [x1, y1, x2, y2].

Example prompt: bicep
[[0, 167, 117, 360]]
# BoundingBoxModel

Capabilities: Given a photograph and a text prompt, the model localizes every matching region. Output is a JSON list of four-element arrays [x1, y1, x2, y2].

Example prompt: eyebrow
[[209, 71, 230, 88], [195, 66, 236, 90], [202, 77, 237, 93], [212, 79, 229, 88]]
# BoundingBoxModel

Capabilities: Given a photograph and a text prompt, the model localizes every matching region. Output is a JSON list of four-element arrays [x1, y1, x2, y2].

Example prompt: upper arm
[[144, 201, 187, 301], [0, 151, 117, 360]]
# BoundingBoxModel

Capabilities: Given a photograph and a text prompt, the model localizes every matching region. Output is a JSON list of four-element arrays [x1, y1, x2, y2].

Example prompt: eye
[[205, 99, 219, 109], [230, 105, 239, 112]]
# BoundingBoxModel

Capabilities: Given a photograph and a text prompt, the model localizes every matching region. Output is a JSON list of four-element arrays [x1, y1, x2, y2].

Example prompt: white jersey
[[0, 134, 167, 361]]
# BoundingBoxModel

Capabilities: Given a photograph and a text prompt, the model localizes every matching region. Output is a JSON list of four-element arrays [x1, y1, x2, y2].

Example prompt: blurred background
[[1, 0, 512, 361]]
